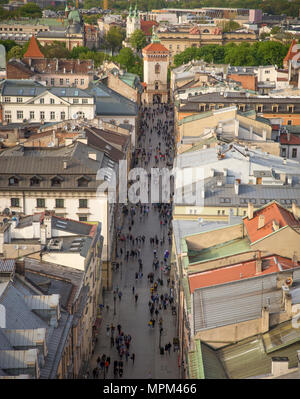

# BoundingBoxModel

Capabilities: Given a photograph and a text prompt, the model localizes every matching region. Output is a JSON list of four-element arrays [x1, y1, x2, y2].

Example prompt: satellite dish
[[3, 208, 10, 215], [73, 113, 78, 119]]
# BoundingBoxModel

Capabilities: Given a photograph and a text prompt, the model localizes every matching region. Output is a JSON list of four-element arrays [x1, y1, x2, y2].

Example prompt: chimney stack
[[256, 250, 262, 273], [63, 160, 68, 169], [272, 220, 280, 231], [287, 132, 291, 142], [248, 202, 254, 219], [293, 252, 298, 266], [15, 260, 25, 275], [258, 214, 265, 229], [234, 180, 239, 195]]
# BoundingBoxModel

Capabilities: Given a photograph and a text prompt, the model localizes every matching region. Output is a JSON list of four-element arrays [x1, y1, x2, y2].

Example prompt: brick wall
[[228, 73, 257, 91], [107, 73, 140, 104]]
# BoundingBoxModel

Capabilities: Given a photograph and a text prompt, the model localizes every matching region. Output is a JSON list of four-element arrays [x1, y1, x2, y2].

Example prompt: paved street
[[89, 104, 179, 379]]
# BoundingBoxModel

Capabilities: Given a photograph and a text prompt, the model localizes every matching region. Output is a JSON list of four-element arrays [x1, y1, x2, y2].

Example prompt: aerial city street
[[1, 0, 300, 380]]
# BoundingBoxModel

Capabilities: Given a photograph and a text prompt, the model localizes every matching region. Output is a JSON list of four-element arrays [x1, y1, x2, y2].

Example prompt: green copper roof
[[68, 9, 81, 24], [151, 31, 160, 43], [65, 4, 69, 11], [128, 4, 132, 17], [188, 340, 205, 379]]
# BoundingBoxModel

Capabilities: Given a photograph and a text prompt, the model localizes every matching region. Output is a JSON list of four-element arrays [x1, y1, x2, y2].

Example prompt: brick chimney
[[258, 214, 265, 229], [248, 202, 254, 219], [15, 260, 25, 276], [256, 250, 262, 273], [272, 220, 279, 231]]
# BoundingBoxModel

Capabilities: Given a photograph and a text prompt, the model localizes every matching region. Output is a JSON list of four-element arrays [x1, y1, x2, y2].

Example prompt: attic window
[[30, 176, 42, 186], [9, 176, 19, 186], [77, 177, 89, 187], [51, 176, 63, 187]]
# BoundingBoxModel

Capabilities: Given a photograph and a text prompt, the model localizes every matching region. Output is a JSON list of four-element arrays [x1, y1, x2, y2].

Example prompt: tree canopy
[[103, 26, 125, 54], [129, 29, 147, 52], [173, 41, 290, 68], [115, 47, 143, 79]]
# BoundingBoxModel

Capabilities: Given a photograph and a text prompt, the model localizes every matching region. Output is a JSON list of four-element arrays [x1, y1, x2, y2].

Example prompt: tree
[[117, 47, 136, 69], [18, 2, 42, 18], [271, 26, 281, 35], [104, 26, 125, 54], [43, 42, 71, 58], [221, 20, 241, 33], [7, 45, 23, 60], [130, 29, 147, 52], [0, 39, 17, 53]]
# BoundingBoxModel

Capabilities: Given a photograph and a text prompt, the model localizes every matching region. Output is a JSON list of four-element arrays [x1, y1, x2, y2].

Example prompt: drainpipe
[[23, 191, 26, 214]]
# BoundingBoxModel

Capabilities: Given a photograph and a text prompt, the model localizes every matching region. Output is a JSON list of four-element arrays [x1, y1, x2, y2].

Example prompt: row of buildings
[[168, 39, 300, 379]]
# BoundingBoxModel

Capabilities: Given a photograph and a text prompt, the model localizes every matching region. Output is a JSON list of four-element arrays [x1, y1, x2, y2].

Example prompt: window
[[40, 111, 45, 120], [30, 176, 41, 186], [155, 82, 159, 90], [78, 177, 89, 187], [73, 98, 79, 104], [4, 111, 11, 123], [80, 79, 84, 85], [217, 210, 221, 215], [272, 105, 278, 113], [61, 111, 65, 120], [50, 111, 55, 120], [17, 111, 23, 120], [50, 98, 55, 104], [40, 98, 44, 104], [36, 198, 45, 208], [82, 98, 88, 104], [292, 148, 297, 158], [222, 210, 225, 215], [281, 148, 287, 157], [257, 105, 263, 112], [4, 97, 10, 103], [11, 198, 19, 207], [287, 120, 292, 125], [17, 97, 23, 103], [239, 104, 245, 111], [55, 199, 64, 208], [74, 79, 78, 85], [50, 78, 55, 85], [79, 216, 88, 222], [30, 111, 35, 120], [200, 105, 205, 112], [9, 176, 19, 186], [60, 78, 64, 85], [79, 199, 88, 208], [51, 177, 62, 187], [66, 78, 70, 85], [265, 70, 270, 74], [287, 105, 294, 113]]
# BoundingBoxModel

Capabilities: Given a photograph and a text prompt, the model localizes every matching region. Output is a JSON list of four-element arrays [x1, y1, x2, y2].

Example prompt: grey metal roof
[[0, 79, 92, 98], [0, 329, 12, 350], [0, 259, 15, 274], [51, 216, 93, 236], [193, 273, 282, 332], [88, 82, 138, 116]]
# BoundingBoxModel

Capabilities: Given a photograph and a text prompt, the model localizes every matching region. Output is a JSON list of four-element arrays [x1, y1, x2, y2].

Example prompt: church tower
[[126, 4, 141, 39], [142, 32, 169, 104]]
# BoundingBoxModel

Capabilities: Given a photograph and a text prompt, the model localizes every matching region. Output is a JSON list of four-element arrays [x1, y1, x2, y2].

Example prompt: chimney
[[262, 129, 267, 141], [56, 58, 58, 71], [256, 250, 262, 273], [15, 260, 25, 276], [287, 132, 291, 142], [234, 180, 239, 194], [271, 358, 289, 377], [258, 214, 265, 229], [272, 220, 280, 231], [40, 225, 47, 245], [88, 152, 97, 160], [43, 215, 52, 239], [292, 202, 299, 220], [249, 125, 253, 140], [293, 252, 298, 266], [248, 202, 254, 219], [63, 160, 68, 169]]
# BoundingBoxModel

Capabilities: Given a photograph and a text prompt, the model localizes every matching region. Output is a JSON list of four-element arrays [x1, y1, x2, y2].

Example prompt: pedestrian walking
[[130, 353, 135, 364], [135, 294, 138, 303]]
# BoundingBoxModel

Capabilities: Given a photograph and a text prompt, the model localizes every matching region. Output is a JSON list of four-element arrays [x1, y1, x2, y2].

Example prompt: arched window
[[203, 29, 209, 33], [155, 63, 160, 74], [155, 82, 159, 90]]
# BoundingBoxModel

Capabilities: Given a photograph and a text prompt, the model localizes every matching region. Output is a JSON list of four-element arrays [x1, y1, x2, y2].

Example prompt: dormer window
[[30, 175, 42, 186], [9, 176, 19, 186], [77, 176, 91, 187], [155, 63, 160, 74], [51, 176, 63, 187]]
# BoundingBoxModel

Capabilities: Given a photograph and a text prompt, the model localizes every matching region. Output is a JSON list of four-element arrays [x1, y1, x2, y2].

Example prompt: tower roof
[[142, 41, 169, 54], [23, 36, 44, 59]]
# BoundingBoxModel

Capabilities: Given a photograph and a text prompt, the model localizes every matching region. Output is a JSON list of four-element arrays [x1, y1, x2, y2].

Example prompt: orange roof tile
[[280, 132, 300, 145], [142, 42, 169, 53], [188, 255, 298, 293], [283, 39, 299, 64], [24, 36, 44, 59], [243, 202, 300, 243], [140, 20, 158, 36]]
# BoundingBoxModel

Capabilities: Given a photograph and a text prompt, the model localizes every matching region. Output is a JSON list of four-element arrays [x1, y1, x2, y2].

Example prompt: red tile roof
[[243, 202, 300, 243], [142, 42, 169, 53], [188, 255, 298, 293], [280, 132, 300, 145], [283, 39, 299, 65], [23, 36, 44, 59], [140, 20, 158, 36]]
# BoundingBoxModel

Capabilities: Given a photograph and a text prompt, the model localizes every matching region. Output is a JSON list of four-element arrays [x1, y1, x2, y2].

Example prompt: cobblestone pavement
[[89, 104, 180, 380]]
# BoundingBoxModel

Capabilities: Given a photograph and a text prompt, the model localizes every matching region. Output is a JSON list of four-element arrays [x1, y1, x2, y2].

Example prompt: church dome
[[68, 22, 81, 34]]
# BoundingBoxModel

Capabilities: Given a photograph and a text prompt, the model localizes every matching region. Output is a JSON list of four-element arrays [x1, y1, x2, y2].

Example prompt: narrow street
[[89, 103, 179, 379]]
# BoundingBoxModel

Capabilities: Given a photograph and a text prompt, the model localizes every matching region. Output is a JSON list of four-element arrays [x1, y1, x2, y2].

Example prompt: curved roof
[[68, 9, 81, 24]]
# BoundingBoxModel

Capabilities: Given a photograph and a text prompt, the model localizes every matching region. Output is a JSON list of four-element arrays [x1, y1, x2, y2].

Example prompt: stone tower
[[126, 4, 141, 39], [142, 32, 169, 104]]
